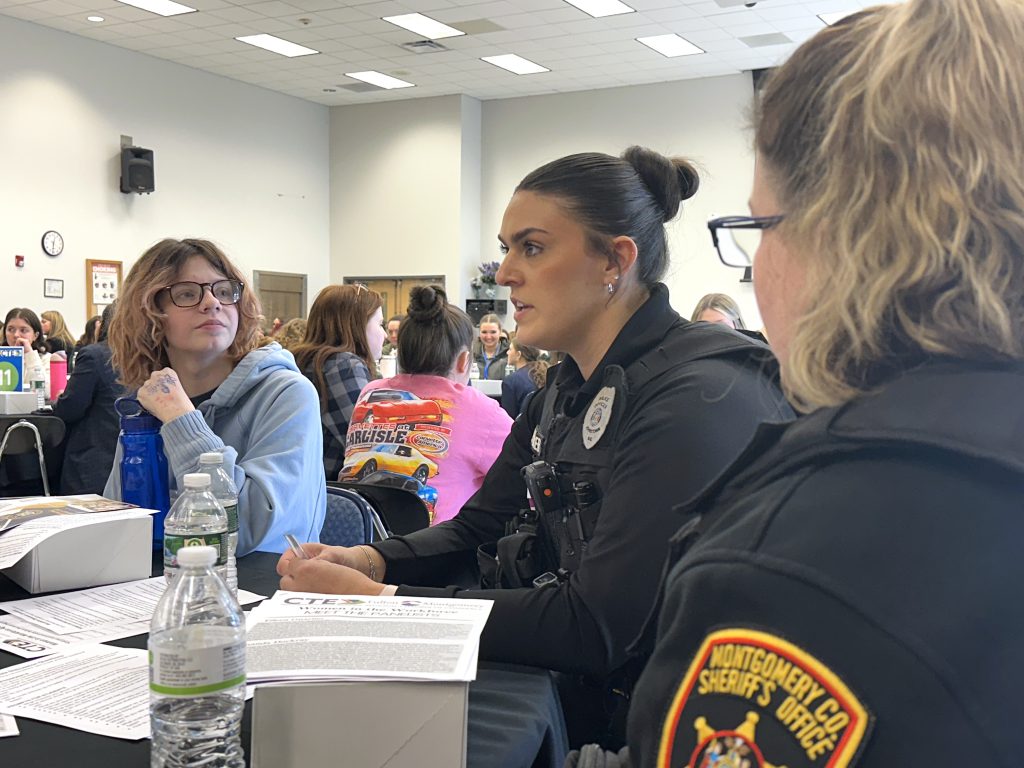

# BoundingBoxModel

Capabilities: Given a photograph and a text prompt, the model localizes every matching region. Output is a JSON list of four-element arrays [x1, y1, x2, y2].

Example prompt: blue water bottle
[[116, 397, 171, 549]]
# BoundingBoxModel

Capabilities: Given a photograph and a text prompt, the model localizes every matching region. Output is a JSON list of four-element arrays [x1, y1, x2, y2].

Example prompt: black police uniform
[[627, 360, 1024, 768], [371, 284, 792, 743]]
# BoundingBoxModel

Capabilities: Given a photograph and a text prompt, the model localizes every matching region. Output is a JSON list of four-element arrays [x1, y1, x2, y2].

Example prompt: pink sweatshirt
[[342, 374, 513, 524]]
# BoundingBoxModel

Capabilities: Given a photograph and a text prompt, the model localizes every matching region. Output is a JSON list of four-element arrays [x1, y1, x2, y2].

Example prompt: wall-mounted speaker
[[120, 146, 155, 194]]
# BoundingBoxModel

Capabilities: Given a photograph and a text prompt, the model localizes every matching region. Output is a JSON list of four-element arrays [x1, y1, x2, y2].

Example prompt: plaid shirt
[[313, 352, 371, 479]]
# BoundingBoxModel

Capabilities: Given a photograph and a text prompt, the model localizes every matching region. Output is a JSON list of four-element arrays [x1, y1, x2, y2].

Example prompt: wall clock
[[42, 230, 64, 257]]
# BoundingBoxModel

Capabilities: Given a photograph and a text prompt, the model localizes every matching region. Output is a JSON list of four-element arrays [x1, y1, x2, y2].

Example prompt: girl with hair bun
[[280, 146, 790, 747], [339, 286, 513, 524]]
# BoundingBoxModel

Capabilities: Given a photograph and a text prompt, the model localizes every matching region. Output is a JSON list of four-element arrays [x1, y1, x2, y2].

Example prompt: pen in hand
[[284, 534, 310, 560]]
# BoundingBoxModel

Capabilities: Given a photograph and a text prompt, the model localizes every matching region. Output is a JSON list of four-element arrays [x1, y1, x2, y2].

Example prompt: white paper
[[0, 645, 149, 740], [246, 591, 492, 684], [0, 713, 18, 738], [0, 494, 139, 531], [0, 577, 265, 636], [0, 508, 155, 570], [0, 614, 149, 659]]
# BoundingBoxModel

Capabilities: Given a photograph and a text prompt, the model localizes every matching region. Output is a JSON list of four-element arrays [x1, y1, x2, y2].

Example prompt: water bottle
[[49, 353, 68, 401], [504, 363, 515, 378], [116, 397, 171, 549], [197, 453, 238, 597], [163, 474, 229, 586], [31, 365, 46, 410], [470, 361, 481, 380], [149, 545, 245, 768]]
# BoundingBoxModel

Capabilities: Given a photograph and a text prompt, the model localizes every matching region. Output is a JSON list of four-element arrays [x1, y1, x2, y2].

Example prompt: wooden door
[[253, 271, 307, 329]]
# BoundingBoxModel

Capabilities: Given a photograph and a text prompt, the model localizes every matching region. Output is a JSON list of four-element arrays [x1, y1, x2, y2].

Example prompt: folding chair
[[0, 416, 66, 496]]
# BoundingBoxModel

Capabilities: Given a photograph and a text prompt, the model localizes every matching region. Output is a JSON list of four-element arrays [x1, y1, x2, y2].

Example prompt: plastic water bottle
[[115, 397, 171, 549], [149, 545, 245, 768], [470, 361, 481, 380], [163, 474, 228, 587], [504, 363, 515, 378], [31, 365, 46, 410], [197, 453, 238, 597]]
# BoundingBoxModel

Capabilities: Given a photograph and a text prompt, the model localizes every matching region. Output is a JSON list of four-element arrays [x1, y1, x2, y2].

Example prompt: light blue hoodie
[[105, 342, 326, 554]]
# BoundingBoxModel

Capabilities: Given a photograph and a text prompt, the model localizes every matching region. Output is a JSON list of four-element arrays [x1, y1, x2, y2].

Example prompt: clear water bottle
[[504, 363, 515, 378], [197, 453, 238, 597], [163, 474, 228, 587], [470, 361, 481, 380], [149, 545, 245, 768], [32, 365, 46, 410]]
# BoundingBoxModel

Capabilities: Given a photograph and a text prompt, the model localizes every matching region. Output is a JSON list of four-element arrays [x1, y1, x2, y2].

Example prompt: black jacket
[[52, 342, 126, 494], [628, 361, 1024, 768], [472, 337, 511, 380], [373, 285, 792, 682]]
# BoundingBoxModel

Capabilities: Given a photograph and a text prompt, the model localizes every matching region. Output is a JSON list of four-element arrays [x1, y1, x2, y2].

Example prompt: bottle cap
[[183, 473, 212, 489], [176, 545, 217, 568], [199, 452, 224, 465]]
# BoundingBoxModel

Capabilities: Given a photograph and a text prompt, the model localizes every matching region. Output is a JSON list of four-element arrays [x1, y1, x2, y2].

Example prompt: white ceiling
[[0, 0, 882, 105]]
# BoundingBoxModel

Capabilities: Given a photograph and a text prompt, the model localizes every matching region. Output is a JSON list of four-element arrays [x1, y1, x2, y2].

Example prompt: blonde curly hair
[[756, 0, 1024, 411]]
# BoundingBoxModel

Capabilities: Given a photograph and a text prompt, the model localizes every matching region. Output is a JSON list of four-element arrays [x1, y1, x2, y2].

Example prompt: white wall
[[329, 95, 482, 298], [0, 14, 330, 338], [480, 74, 762, 327]]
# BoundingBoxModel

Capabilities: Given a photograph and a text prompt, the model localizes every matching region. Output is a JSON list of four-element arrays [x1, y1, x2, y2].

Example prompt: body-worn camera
[[522, 460, 564, 516]]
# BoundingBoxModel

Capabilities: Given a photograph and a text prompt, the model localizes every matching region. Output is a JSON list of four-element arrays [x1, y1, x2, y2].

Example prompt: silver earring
[[606, 283, 615, 295]]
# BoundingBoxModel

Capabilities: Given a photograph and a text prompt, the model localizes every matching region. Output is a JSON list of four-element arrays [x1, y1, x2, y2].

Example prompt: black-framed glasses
[[161, 280, 244, 308], [708, 215, 785, 268]]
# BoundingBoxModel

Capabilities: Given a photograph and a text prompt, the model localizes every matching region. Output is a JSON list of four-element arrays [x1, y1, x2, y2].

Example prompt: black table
[[0, 551, 568, 768]]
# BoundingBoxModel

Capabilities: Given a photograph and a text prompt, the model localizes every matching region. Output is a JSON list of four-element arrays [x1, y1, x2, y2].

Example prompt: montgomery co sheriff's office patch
[[658, 628, 872, 768]]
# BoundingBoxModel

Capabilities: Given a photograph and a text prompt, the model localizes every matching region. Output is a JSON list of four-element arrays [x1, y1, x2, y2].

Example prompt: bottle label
[[222, 500, 239, 534], [164, 534, 227, 570], [150, 639, 245, 696]]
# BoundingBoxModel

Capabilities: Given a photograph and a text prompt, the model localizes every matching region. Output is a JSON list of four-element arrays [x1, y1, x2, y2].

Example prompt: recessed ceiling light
[[382, 13, 464, 40], [345, 71, 415, 89], [481, 54, 549, 75], [235, 34, 319, 57], [818, 10, 856, 25], [562, 0, 635, 18], [86, 14, 104, 22], [115, 0, 195, 17], [636, 34, 704, 58]]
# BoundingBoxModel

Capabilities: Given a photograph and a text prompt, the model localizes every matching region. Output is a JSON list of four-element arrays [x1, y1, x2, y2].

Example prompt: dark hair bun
[[622, 146, 700, 222], [407, 285, 448, 325]]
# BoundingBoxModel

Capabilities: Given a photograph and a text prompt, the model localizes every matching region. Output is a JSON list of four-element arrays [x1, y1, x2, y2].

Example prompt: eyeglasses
[[708, 215, 785, 268], [161, 280, 244, 308]]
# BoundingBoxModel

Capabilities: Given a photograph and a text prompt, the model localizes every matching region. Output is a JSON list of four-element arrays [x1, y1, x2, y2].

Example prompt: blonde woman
[[103, 238, 325, 555], [40, 310, 76, 355], [689, 292, 745, 329], [624, 1, 1024, 765]]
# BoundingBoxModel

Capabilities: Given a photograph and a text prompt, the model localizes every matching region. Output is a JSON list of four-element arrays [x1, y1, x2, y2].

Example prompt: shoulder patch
[[658, 628, 872, 768], [582, 385, 615, 450]]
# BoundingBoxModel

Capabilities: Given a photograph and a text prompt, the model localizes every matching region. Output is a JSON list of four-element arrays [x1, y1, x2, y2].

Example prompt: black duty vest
[[478, 320, 777, 590]]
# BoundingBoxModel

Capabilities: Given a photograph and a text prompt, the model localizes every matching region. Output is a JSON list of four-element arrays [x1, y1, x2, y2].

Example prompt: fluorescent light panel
[[345, 71, 415, 89], [116, 0, 194, 15], [563, 0, 635, 18], [636, 34, 704, 58], [481, 54, 549, 75], [236, 34, 318, 57], [818, 10, 856, 25], [382, 13, 464, 40]]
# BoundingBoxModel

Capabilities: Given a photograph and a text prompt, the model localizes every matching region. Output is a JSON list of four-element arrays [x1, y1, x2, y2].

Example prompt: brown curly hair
[[109, 238, 262, 389]]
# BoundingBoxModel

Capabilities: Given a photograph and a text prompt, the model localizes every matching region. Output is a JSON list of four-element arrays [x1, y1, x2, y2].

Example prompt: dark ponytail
[[516, 146, 700, 286], [398, 286, 474, 377]]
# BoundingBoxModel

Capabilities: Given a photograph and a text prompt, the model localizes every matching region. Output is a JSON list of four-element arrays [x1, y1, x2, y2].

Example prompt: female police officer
[[279, 146, 792, 745], [619, 2, 1024, 766]]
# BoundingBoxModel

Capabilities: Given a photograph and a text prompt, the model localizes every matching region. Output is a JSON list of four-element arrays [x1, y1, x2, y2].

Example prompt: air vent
[[338, 82, 383, 92], [400, 39, 449, 54], [740, 32, 792, 48]]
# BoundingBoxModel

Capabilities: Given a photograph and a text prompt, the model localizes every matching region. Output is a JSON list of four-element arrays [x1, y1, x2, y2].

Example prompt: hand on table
[[277, 544, 387, 596], [137, 368, 195, 423]]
